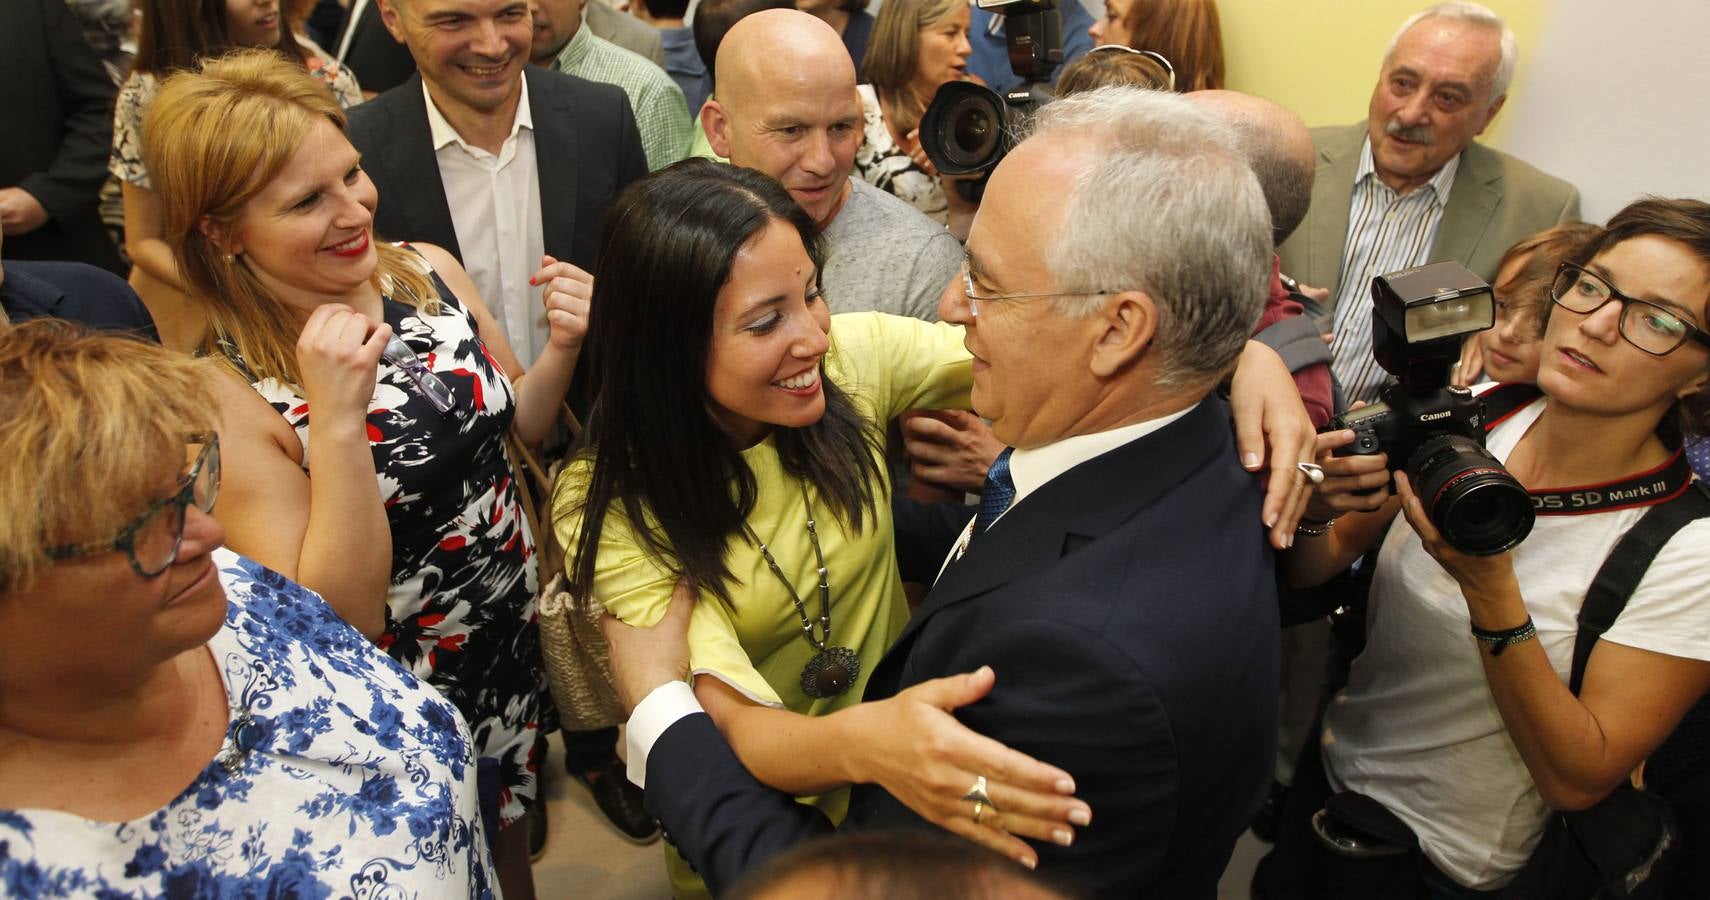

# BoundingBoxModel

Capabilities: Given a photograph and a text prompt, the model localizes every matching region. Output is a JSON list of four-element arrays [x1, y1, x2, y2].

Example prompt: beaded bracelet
[[1295, 517, 1336, 538], [1471, 617, 1537, 656]]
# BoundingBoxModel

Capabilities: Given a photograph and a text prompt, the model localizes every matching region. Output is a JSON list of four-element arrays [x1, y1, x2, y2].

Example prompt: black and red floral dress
[[229, 268, 544, 826]]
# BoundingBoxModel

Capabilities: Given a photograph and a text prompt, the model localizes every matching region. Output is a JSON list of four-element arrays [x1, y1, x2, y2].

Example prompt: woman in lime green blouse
[[552, 160, 996, 894]]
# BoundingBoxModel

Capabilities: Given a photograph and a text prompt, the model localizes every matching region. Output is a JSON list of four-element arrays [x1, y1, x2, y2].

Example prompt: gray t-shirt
[[820, 178, 962, 321]]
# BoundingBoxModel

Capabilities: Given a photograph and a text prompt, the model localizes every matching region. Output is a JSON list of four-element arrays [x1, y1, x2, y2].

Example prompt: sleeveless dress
[[227, 268, 544, 826]]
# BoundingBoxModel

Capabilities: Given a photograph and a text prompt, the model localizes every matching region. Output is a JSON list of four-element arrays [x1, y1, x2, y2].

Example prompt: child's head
[[1478, 222, 1601, 383]]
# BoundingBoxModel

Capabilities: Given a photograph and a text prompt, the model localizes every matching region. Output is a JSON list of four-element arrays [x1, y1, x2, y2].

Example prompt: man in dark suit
[[346, 0, 651, 859], [1276, 2, 1578, 406], [603, 86, 1282, 899], [0, 0, 123, 274], [349, 0, 647, 415]]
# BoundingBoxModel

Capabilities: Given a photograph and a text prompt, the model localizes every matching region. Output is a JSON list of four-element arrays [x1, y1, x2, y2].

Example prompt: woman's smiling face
[[704, 219, 833, 447]]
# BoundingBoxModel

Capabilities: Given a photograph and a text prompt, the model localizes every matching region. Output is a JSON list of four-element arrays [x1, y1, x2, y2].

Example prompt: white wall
[[1491, 0, 1710, 223]]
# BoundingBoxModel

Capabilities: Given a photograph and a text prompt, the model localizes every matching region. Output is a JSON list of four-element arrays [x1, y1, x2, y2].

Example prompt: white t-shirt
[[1322, 395, 1710, 889]]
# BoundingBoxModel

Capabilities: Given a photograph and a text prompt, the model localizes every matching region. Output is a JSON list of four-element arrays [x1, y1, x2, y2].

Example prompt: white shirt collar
[[1006, 402, 1200, 516], [423, 76, 533, 155], [1354, 134, 1461, 205]]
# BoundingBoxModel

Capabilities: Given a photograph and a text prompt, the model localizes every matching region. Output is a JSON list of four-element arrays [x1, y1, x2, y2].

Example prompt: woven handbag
[[505, 421, 626, 732]]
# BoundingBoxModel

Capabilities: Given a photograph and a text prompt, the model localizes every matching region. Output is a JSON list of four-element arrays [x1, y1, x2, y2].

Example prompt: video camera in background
[[1323, 261, 1537, 556], [917, 0, 1063, 202]]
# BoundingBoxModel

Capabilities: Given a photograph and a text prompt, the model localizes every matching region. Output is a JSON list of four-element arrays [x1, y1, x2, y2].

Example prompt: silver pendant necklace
[[747, 483, 860, 699]]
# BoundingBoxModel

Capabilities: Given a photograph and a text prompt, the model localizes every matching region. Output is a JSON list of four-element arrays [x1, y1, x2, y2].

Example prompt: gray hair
[[1026, 87, 1272, 393], [1386, 2, 1517, 105]]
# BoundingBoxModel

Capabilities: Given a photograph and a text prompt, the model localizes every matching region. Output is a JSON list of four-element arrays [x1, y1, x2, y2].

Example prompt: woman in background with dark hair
[[1089, 0, 1224, 93], [112, 0, 361, 350], [553, 158, 1080, 898]]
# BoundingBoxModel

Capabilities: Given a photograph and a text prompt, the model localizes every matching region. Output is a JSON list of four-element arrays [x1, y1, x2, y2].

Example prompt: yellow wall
[[1218, 0, 1543, 141]]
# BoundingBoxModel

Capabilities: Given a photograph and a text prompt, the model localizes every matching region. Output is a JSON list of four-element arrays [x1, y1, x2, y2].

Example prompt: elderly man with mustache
[[1276, 0, 1580, 407]]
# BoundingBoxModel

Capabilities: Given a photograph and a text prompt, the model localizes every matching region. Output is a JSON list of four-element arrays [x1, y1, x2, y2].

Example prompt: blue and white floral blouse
[[0, 549, 495, 899]]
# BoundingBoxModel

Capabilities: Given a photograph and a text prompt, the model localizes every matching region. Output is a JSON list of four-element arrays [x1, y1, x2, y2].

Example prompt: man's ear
[[1088, 290, 1157, 378], [376, 0, 409, 44], [703, 99, 733, 159], [1475, 93, 1507, 136]]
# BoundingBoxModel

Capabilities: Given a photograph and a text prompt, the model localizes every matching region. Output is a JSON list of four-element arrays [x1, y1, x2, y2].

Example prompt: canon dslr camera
[[1324, 261, 1535, 555], [917, 0, 1063, 201]]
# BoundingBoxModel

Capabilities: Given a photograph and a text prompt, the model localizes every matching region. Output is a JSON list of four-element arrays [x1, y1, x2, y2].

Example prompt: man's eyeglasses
[[1549, 262, 1710, 357], [48, 434, 221, 577], [961, 265, 1112, 317], [1087, 45, 1177, 91], [384, 333, 457, 415]]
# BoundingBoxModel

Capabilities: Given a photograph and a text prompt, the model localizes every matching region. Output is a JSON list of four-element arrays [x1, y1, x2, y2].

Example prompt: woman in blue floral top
[[0, 322, 494, 898]]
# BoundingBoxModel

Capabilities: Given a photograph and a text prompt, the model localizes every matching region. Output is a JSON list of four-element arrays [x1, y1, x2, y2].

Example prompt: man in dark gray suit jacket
[[0, 0, 122, 273], [1277, 2, 1578, 406], [601, 86, 1283, 900], [347, 0, 651, 860]]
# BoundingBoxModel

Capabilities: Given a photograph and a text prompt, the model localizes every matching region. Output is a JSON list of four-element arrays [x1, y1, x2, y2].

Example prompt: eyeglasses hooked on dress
[[384, 333, 459, 415]]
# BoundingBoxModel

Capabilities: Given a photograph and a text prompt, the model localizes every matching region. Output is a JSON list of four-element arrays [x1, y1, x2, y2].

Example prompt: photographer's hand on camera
[[1393, 470, 1518, 602], [1305, 428, 1394, 521]]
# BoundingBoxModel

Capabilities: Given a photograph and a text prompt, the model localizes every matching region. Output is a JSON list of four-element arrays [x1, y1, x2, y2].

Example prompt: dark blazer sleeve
[[644, 713, 835, 895], [18, 0, 116, 229]]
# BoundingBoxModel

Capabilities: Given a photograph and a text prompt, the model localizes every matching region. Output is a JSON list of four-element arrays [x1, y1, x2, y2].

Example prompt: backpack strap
[[1570, 481, 1710, 695], [1253, 315, 1333, 374], [1480, 383, 1545, 433]]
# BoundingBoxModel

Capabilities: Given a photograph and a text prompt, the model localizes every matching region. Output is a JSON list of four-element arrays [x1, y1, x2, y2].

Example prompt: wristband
[[1471, 617, 1536, 656]]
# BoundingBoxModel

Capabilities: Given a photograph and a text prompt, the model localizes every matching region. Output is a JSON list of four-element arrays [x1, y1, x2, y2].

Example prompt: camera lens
[[953, 105, 993, 153], [1405, 435, 1534, 555], [940, 95, 1001, 169]]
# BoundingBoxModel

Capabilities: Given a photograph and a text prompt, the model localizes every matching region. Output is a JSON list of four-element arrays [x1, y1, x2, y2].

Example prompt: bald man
[[1186, 90, 1335, 428], [702, 9, 961, 320]]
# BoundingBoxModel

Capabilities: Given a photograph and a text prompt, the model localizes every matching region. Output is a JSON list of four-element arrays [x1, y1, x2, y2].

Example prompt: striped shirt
[[553, 26, 692, 172], [1328, 139, 1461, 405]]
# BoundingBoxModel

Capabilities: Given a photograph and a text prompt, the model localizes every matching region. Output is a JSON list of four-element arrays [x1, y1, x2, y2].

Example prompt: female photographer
[[854, 0, 977, 234], [1276, 199, 1710, 897]]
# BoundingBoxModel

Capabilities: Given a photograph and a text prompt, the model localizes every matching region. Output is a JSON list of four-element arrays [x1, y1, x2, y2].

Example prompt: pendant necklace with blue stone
[[747, 483, 860, 698]]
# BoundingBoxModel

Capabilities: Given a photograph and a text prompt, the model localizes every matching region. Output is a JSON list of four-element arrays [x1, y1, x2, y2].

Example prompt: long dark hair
[[1573, 197, 1710, 440], [134, 0, 306, 74], [559, 160, 884, 608]]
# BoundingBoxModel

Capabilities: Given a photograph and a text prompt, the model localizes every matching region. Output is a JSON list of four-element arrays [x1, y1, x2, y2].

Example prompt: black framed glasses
[[1549, 262, 1710, 357], [384, 333, 458, 415], [48, 434, 221, 577]]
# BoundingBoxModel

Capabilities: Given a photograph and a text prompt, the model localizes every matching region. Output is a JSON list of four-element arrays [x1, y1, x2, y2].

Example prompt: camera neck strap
[[1477, 382, 1696, 516], [1528, 449, 1694, 517]]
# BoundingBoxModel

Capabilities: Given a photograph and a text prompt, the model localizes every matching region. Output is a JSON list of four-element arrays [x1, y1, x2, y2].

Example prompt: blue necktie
[[973, 447, 1016, 535]]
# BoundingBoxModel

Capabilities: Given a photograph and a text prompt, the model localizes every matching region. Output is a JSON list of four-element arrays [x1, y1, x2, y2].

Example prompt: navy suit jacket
[[646, 398, 1281, 898], [2, 261, 157, 340], [346, 68, 647, 415], [0, 0, 123, 273]]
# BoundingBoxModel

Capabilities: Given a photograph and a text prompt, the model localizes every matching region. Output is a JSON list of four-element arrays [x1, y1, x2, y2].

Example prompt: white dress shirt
[[424, 79, 548, 364], [624, 402, 1200, 787], [1328, 138, 1461, 405]]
